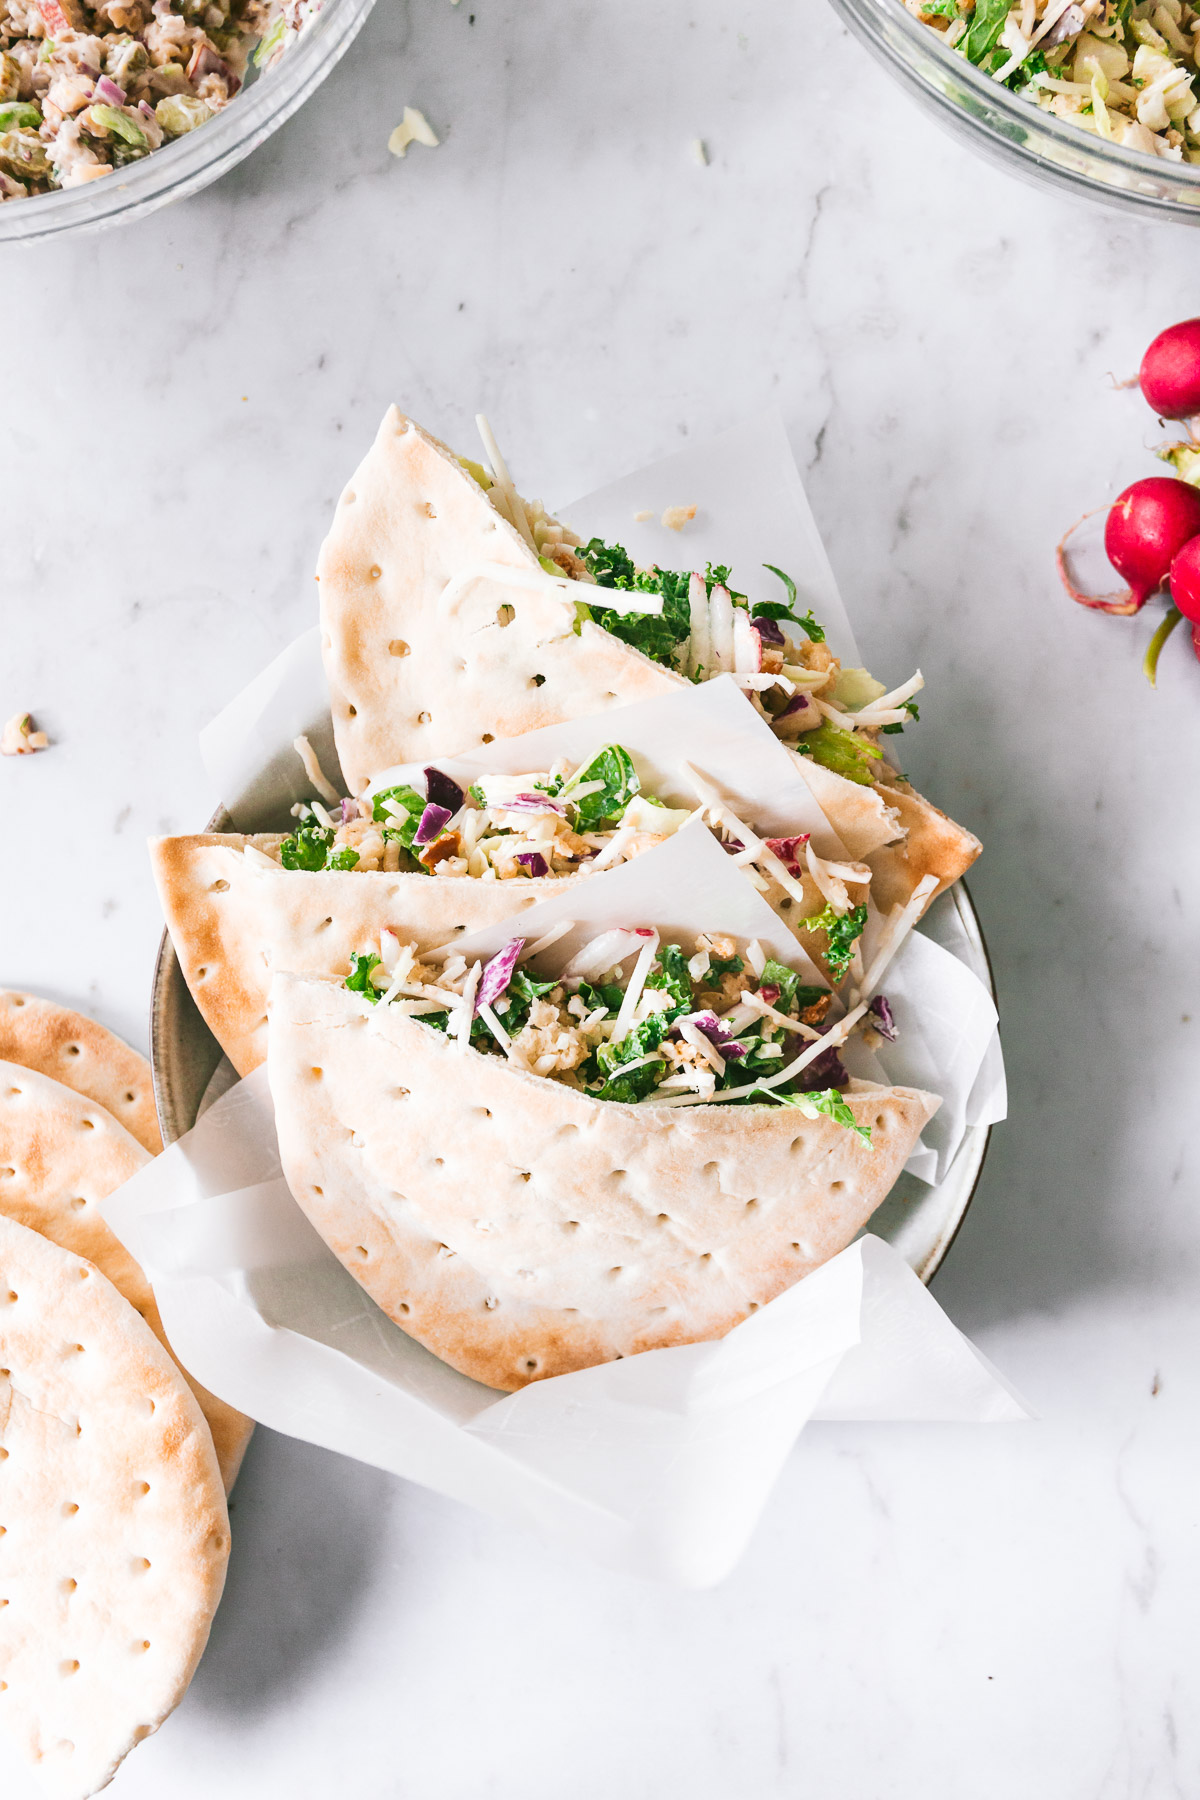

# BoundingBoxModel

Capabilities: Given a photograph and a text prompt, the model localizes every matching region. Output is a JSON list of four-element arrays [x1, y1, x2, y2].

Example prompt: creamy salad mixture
[[905, 0, 1200, 161], [343, 924, 900, 1133], [0, 0, 314, 200]]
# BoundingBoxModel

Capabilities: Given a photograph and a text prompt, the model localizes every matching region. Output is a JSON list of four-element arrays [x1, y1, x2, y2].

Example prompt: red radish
[[1059, 477, 1200, 614], [1167, 532, 1200, 624], [1140, 319, 1200, 422]]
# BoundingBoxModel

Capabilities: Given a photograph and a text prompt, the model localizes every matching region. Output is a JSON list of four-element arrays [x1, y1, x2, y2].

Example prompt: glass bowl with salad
[[0, 0, 375, 241], [829, 0, 1200, 221]]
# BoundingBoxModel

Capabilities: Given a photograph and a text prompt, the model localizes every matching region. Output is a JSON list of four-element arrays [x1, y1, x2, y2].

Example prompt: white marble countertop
[[4, 0, 1200, 1793]]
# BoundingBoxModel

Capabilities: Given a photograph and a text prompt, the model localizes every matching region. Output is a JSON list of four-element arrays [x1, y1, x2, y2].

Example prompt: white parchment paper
[[104, 1065, 1026, 1588]]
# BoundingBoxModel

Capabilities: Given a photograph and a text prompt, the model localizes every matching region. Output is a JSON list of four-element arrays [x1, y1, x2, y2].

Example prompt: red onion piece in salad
[[424, 766, 465, 814], [765, 833, 810, 872], [497, 792, 569, 816], [476, 938, 526, 1013], [514, 851, 549, 878], [414, 803, 452, 845], [752, 614, 786, 647], [867, 994, 898, 1042], [93, 74, 125, 103], [684, 1011, 749, 1059], [340, 796, 358, 825]]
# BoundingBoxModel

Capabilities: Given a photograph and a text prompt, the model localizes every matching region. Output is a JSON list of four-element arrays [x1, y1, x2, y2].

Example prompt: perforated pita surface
[[150, 834, 579, 1077], [0, 992, 161, 1157], [0, 1214, 229, 1800], [267, 975, 940, 1392], [316, 408, 682, 792], [0, 1064, 251, 1495]]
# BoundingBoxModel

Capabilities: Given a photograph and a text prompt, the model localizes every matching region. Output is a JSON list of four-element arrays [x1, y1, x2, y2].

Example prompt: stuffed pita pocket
[[266, 909, 938, 1390], [152, 700, 876, 1073], [316, 408, 980, 913]]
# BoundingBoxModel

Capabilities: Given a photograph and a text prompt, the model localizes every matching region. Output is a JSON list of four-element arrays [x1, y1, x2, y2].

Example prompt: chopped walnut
[[1, 711, 48, 754]]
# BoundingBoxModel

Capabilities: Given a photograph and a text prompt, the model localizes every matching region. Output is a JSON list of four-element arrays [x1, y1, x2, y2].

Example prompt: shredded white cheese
[[293, 735, 340, 807], [610, 932, 660, 1045]]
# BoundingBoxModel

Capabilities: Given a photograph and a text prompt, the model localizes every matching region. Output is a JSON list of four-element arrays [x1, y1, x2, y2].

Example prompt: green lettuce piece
[[645, 944, 693, 1013], [346, 952, 382, 1002], [576, 980, 625, 1014], [801, 903, 868, 981], [754, 1085, 872, 1145], [796, 720, 882, 787], [499, 968, 560, 1037], [371, 784, 426, 846], [758, 957, 800, 1009], [964, 0, 1010, 63], [468, 782, 486, 806], [326, 846, 360, 871], [570, 744, 640, 828], [280, 825, 334, 871], [759, 565, 826, 642], [708, 952, 744, 978]]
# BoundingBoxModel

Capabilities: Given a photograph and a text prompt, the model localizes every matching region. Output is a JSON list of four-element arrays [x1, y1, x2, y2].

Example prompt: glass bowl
[[829, 0, 1200, 223], [0, 0, 377, 245]]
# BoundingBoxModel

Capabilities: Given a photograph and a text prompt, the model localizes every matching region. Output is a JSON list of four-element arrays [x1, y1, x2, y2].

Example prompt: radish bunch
[[1059, 317, 1200, 683]]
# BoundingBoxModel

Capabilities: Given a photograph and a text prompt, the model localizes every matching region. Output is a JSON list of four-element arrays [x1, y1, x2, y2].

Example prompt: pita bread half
[[0, 1062, 252, 1495], [0, 991, 161, 1156], [150, 834, 582, 1077], [0, 1213, 229, 1800], [267, 974, 940, 1393], [316, 408, 682, 792]]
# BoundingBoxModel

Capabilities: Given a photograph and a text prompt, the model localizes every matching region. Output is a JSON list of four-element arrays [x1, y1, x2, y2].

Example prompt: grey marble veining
[[2, 0, 1199, 1793]]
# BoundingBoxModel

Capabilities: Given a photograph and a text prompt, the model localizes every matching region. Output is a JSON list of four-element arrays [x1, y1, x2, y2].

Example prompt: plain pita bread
[[0, 1213, 229, 1800], [0, 1062, 252, 1494], [316, 408, 682, 792], [0, 992, 161, 1156], [267, 974, 940, 1392], [150, 834, 583, 1077]]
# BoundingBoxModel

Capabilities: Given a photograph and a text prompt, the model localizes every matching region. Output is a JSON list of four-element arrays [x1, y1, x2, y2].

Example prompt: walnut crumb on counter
[[1, 712, 48, 755]]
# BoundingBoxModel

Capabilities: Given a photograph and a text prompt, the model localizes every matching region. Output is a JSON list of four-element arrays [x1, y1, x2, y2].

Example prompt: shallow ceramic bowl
[[150, 811, 997, 1285]]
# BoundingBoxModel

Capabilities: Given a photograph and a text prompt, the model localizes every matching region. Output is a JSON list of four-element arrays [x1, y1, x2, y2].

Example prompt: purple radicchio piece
[[751, 613, 786, 646], [792, 1044, 849, 1091], [340, 796, 360, 825], [476, 938, 526, 1014], [685, 1011, 749, 1060], [514, 851, 549, 878], [778, 692, 815, 721], [414, 802, 452, 845], [765, 833, 810, 873], [424, 766, 465, 814], [867, 994, 898, 1042]]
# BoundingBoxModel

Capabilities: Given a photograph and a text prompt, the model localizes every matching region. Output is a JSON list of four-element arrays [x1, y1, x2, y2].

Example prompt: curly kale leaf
[[280, 825, 335, 871], [802, 903, 868, 982]]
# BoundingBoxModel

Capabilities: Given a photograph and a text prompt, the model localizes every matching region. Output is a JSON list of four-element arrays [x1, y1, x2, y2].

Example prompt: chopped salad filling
[[459, 422, 925, 794], [0, 0, 316, 202], [343, 926, 893, 1142], [904, 0, 1200, 163], [272, 740, 876, 986]]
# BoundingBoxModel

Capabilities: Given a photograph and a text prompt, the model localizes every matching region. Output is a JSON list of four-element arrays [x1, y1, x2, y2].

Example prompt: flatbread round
[[267, 974, 940, 1392], [0, 992, 162, 1156], [150, 834, 580, 1076], [0, 1213, 229, 1800], [0, 1063, 252, 1494]]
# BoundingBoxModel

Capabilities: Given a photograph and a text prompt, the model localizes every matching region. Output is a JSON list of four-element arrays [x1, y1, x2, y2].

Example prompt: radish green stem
[[1144, 606, 1183, 687]]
